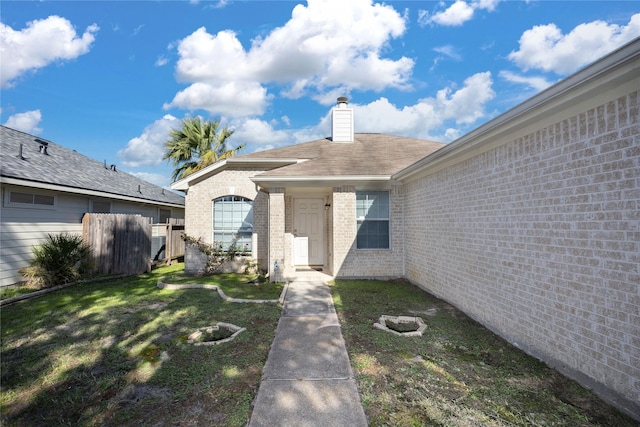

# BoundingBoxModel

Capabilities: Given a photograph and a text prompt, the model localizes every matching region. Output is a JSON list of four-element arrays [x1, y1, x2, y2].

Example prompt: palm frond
[[164, 116, 240, 181]]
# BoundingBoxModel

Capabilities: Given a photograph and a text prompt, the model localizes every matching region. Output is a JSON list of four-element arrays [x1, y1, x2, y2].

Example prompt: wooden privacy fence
[[165, 218, 185, 262], [82, 213, 152, 276], [152, 218, 185, 264]]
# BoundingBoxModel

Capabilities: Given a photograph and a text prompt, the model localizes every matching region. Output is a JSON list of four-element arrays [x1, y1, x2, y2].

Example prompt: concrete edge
[[0, 275, 127, 306], [157, 277, 287, 304]]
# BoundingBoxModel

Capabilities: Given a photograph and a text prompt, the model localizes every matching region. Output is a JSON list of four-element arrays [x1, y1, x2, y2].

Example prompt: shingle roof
[[0, 126, 184, 206], [241, 133, 445, 178]]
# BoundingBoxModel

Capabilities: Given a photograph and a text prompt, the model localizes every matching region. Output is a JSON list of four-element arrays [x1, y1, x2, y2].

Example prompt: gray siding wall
[[403, 92, 639, 415]]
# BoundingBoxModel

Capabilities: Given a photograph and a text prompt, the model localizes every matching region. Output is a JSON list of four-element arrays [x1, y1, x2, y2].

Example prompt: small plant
[[181, 233, 241, 274], [19, 233, 93, 288]]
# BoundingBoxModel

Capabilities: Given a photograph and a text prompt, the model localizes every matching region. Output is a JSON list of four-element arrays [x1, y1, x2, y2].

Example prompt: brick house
[[173, 38, 639, 419], [172, 96, 444, 278]]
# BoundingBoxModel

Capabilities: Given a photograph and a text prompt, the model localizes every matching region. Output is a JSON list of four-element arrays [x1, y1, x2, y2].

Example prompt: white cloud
[[230, 118, 292, 147], [0, 16, 98, 88], [499, 70, 554, 91], [128, 171, 172, 189], [165, 0, 410, 117], [426, 1, 475, 26], [117, 114, 180, 167], [3, 110, 43, 134], [420, 0, 500, 27], [132, 24, 144, 36], [229, 71, 496, 152], [328, 72, 495, 141], [508, 13, 640, 75], [155, 55, 168, 67], [433, 45, 462, 61], [165, 81, 270, 116]]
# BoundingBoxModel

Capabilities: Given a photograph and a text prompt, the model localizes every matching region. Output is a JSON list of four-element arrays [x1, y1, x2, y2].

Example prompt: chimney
[[331, 96, 354, 143]]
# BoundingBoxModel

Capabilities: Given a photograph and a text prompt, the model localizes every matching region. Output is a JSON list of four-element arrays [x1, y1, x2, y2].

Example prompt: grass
[[330, 279, 637, 427], [2, 270, 636, 426], [160, 272, 281, 300], [1, 263, 283, 426], [0, 285, 37, 301]]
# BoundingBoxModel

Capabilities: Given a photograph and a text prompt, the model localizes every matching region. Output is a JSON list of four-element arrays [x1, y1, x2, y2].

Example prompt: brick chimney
[[331, 97, 354, 143]]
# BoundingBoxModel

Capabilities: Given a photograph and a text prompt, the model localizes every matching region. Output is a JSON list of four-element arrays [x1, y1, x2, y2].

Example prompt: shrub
[[181, 233, 242, 274], [19, 233, 93, 288]]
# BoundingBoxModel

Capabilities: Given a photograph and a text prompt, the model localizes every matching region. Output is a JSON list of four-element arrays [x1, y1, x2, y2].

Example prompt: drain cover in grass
[[374, 315, 427, 337], [187, 322, 246, 346]]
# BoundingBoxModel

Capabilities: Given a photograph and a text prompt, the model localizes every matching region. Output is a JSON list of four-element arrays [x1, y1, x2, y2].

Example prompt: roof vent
[[17, 143, 25, 160], [110, 164, 117, 172], [137, 184, 142, 193], [35, 139, 49, 155], [331, 96, 354, 143]]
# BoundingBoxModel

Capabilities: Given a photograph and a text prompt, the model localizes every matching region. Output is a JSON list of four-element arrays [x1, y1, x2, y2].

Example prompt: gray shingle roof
[[241, 133, 445, 178], [0, 126, 184, 206]]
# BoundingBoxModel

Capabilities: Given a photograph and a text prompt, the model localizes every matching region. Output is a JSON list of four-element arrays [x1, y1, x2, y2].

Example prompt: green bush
[[19, 233, 93, 288]]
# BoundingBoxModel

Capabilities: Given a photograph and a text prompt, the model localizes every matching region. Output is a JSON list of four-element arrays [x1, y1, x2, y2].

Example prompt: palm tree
[[163, 117, 244, 181]]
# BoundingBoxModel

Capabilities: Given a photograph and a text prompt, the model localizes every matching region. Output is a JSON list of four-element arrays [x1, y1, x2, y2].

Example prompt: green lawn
[[2, 269, 635, 426], [330, 279, 636, 427], [1, 264, 283, 426]]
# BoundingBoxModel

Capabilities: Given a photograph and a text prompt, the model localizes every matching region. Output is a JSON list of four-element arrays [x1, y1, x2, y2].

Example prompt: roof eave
[[1, 176, 185, 209], [394, 37, 640, 183], [251, 175, 394, 189]]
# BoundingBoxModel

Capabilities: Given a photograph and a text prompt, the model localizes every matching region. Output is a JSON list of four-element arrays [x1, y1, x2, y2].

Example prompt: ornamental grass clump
[[19, 233, 93, 288]]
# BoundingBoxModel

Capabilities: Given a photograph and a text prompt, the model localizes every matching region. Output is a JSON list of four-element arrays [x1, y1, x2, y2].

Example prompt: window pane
[[356, 191, 389, 219], [159, 209, 171, 223], [356, 219, 389, 249], [213, 196, 253, 252], [92, 201, 111, 213], [356, 191, 389, 249], [33, 194, 55, 206], [10, 192, 34, 204]]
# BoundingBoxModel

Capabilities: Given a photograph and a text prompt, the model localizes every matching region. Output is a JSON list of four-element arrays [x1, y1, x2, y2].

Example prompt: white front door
[[293, 198, 324, 265]]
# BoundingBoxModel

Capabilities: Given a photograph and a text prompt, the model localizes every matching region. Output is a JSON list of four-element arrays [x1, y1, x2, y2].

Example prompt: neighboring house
[[0, 125, 185, 287], [173, 37, 639, 419]]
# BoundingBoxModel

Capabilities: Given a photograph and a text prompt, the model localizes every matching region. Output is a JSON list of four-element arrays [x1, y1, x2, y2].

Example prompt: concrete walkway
[[248, 280, 368, 427]]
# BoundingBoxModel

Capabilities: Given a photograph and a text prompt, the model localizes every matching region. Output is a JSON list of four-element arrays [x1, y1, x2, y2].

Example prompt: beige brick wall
[[333, 184, 406, 278], [184, 168, 269, 273], [403, 92, 639, 414], [268, 188, 285, 279]]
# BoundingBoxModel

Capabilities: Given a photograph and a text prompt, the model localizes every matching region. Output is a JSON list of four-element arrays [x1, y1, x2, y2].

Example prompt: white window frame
[[212, 196, 253, 253], [91, 200, 111, 213], [5, 189, 56, 210], [356, 190, 390, 250]]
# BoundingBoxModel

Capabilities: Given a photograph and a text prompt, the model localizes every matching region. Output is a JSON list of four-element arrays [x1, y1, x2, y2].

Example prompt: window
[[91, 200, 111, 213], [213, 196, 253, 252], [356, 190, 389, 249], [8, 190, 55, 208], [159, 209, 171, 223]]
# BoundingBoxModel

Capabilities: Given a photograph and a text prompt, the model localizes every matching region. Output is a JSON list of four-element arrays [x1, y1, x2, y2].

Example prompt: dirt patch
[[119, 385, 170, 405]]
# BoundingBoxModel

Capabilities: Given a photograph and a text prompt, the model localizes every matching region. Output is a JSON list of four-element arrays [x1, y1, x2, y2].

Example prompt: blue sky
[[2, 0, 639, 188]]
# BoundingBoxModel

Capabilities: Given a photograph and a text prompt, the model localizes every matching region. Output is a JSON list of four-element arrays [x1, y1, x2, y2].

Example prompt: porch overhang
[[250, 175, 394, 191]]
